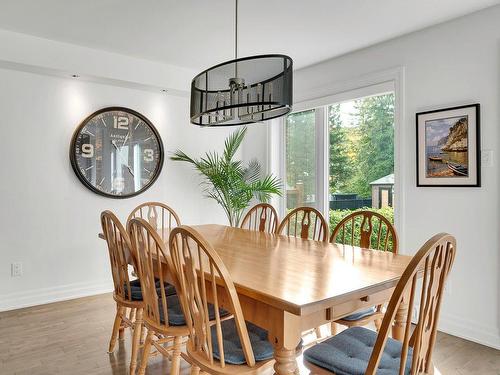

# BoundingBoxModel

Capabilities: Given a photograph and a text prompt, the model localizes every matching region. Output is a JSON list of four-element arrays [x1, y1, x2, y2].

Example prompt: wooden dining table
[[100, 223, 413, 375]]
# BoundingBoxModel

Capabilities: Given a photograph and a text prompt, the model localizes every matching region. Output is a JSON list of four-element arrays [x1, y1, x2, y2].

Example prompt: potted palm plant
[[171, 127, 282, 227]]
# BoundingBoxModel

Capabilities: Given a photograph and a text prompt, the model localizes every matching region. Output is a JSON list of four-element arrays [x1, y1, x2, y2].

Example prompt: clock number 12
[[113, 116, 129, 130]]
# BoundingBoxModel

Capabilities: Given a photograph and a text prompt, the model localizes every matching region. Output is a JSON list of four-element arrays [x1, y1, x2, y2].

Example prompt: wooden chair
[[240, 203, 279, 234], [128, 217, 190, 375], [330, 210, 399, 334], [277, 206, 328, 242], [128, 202, 181, 241], [100, 210, 144, 375], [169, 225, 275, 375], [304, 233, 456, 375], [330, 210, 398, 251]]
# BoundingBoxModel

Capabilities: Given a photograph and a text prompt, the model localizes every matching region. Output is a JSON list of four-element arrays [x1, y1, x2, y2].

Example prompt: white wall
[[0, 68, 236, 311], [245, 6, 500, 348]]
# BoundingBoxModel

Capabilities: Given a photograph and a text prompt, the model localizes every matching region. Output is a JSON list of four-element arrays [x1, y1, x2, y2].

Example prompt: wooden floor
[[0, 294, 498, 375]]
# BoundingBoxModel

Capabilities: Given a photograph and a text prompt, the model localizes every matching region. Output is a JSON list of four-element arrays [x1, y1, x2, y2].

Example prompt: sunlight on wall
[[146, 94, 169, 132], [63, 81, 89, 124]]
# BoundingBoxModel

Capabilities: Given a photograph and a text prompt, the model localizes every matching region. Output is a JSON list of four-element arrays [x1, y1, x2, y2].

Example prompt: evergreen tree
[[347, 94, 395, 197], [328, 104, 353, 194], [285, 110, 316, 202]]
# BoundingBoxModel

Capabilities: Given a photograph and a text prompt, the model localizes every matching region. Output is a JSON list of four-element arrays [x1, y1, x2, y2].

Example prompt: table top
[[186, 224, 412, 315], [100, 224, 412, 315]]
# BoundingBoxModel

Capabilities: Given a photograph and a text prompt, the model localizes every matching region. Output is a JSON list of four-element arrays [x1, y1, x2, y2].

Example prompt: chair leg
[[138, 329, 154, 375], [170, 335, 183, 375], [140, 322, 146, 344], [129, 308, 143, 375], [314, 326, 322, 339], [108, 305, 124, 353], [129, 307, 136, 322], [330, 322, 338, 336], [375, 304, 383, 332]]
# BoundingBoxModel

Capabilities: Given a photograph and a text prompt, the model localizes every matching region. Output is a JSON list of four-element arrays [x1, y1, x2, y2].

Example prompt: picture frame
[[416, 103, 480, 187]]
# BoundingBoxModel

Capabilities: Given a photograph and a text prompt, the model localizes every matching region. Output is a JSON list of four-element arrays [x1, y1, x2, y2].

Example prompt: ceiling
[[0, 0, 498, 71]]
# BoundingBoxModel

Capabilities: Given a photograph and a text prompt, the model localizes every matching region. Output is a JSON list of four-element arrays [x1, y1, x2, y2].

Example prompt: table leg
[[392, 294, 409, 341], [274, 347, 298, 375], [270, 312, 301, 375]]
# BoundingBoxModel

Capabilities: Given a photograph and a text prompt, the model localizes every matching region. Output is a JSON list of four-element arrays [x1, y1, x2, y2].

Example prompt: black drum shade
[[190, 54, 293, 126]]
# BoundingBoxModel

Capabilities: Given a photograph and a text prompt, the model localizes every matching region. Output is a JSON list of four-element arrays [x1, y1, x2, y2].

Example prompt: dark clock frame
[[69, 106, 164, 199]]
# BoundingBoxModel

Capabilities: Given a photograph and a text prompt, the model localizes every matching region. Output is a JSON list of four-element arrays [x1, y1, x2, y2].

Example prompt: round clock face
[[70, 107, 164, 198]]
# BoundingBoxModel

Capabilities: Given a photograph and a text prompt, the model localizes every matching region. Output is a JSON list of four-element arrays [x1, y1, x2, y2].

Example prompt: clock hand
[[112, 141, 135, 176], [126, 165, 135, 177], [122, 132, 130, 148]]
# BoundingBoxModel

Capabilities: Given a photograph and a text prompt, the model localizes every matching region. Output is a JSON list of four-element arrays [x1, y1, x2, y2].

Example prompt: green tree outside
[[328, 104, 353, 193], [345, 94, 395, 197], [285, 92, 394, 206], [285, 109, 316, 207]]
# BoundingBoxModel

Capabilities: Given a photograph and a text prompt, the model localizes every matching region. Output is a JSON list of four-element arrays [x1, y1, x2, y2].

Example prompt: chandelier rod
[[235, 0, 238, 60]]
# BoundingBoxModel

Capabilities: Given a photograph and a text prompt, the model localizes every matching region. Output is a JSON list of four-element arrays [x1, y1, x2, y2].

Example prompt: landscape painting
[[417, 104, 480, 187], [425, 115, 468, 178]]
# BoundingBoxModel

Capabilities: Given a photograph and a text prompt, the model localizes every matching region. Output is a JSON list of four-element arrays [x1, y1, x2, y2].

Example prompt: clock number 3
[[113, 116, 129, 130], [144, 149, 154, 162]]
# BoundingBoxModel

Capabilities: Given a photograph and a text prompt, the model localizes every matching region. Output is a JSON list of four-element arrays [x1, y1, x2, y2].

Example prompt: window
[[285, 109, 316, 210], [284, 91, 396, 231]]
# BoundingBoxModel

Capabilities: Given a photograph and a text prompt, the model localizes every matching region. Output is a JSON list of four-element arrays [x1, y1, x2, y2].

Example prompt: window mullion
[[315, 107, 329, 220]]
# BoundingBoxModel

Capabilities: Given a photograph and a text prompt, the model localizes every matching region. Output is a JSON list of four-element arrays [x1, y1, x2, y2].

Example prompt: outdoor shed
[[370, 173, 394, 208]]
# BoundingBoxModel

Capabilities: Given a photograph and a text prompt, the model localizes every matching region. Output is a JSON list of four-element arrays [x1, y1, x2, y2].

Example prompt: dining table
[[100, 223, 413, 375]]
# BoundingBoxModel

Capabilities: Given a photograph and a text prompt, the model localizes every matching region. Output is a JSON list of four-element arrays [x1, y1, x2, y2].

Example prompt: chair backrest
[[128, 217, 179, 330], [169, 226, 257, 368], [240, 203, 279, 234], [101, 210, 137, 303], [127, 202, 181, 241], [330, 210, 398, 253], [277, 206, 328, 241], [365, 233, 456, 375]]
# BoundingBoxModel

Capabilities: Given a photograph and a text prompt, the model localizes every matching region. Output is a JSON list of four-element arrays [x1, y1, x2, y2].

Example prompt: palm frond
[[223, 126, 247, 162], [243, 159, 261, 184], [170, 150, 198, 165], [250, 175, 283, 202]]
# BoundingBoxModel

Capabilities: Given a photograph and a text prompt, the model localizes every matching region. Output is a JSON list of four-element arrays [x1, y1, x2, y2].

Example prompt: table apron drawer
[[300, 287, 395, 331]]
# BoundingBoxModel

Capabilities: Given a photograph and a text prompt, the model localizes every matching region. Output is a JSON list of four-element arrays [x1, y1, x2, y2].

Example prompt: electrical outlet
[[11, 262, 22, 277]]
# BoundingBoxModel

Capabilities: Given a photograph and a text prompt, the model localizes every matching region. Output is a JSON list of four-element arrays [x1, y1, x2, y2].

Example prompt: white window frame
[[268, 67, 406, 248]]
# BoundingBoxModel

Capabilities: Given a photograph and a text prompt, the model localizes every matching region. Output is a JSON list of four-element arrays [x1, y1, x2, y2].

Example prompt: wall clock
[[70, 107, 164, 198]]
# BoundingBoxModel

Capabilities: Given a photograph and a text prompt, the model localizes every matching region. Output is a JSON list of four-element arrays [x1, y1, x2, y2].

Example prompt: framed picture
[[416, 103, 480, 187]]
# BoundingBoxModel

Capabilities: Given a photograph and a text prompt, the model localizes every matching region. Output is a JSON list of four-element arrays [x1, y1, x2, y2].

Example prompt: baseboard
[[0, 280, 113, 312], [438, 312, 500, 350]]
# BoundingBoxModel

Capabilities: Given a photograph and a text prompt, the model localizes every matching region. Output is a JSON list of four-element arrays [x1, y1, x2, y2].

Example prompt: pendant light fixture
[[190, 0, 293, 126]]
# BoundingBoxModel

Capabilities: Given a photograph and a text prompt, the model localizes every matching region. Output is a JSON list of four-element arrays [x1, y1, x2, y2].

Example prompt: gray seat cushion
[[341, 306, 377, 321], [159, 295, 230, 326], [123, 279, 176, 301], [155, 280, 177, 297], [304, 327, 413, 375], [211, 319, 274, 365]]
